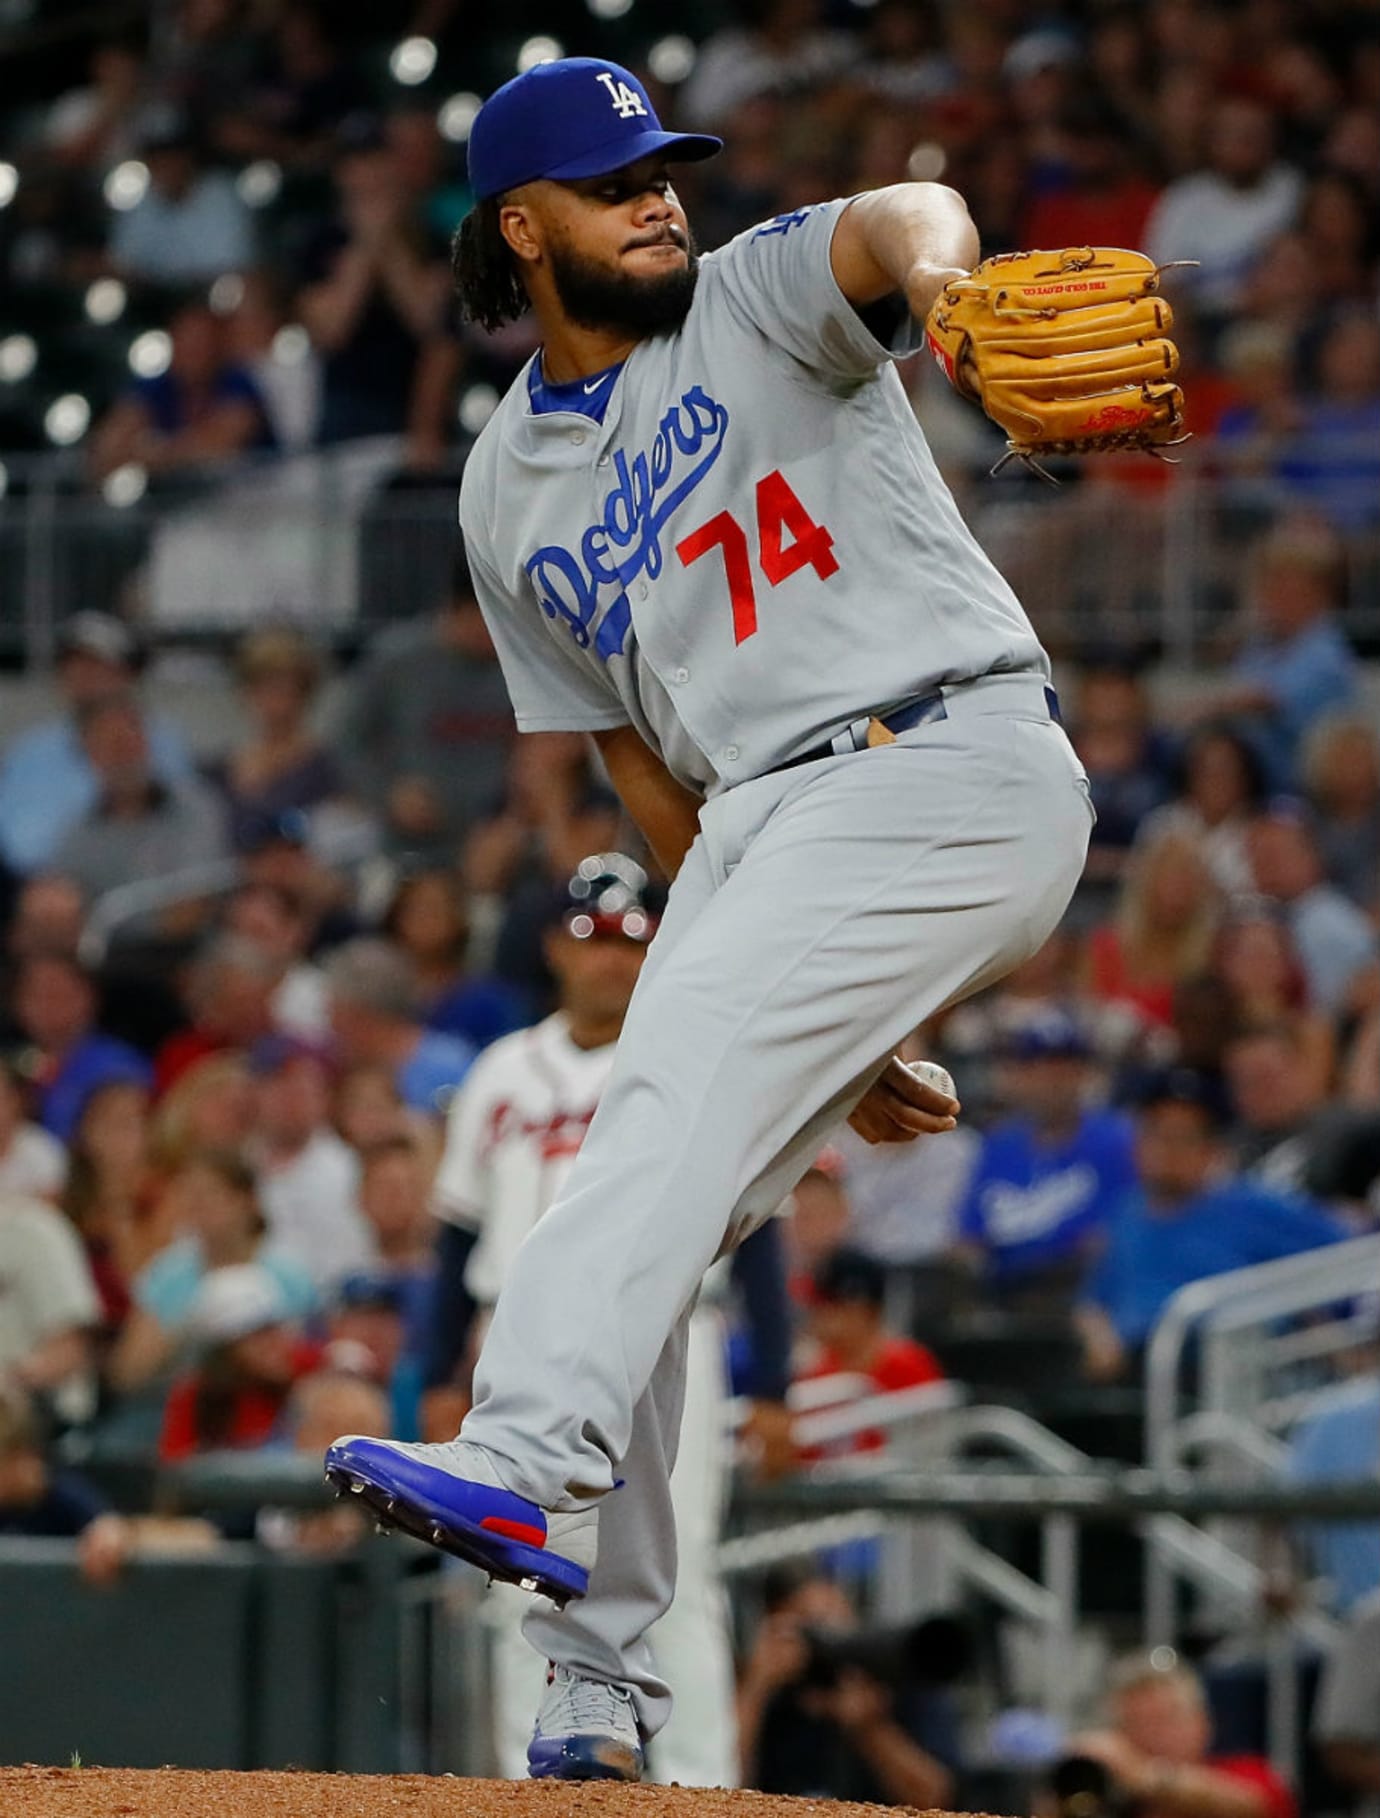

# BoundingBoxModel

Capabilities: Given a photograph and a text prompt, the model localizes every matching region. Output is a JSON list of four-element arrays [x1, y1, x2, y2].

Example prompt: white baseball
[[905, 1059, 957, 1102]]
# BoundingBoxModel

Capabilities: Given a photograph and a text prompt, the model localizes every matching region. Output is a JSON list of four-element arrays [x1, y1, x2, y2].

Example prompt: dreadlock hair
[[452, 198, 530, 332]]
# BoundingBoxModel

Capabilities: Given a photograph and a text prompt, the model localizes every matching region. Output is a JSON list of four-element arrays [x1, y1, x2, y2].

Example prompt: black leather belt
[[772, 679, 1063, 775]]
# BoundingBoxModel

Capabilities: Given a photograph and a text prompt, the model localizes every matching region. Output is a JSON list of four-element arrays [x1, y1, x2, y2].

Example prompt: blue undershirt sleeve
[[731, 1220, 794, 1403], [421, 1221, 481, 1391]]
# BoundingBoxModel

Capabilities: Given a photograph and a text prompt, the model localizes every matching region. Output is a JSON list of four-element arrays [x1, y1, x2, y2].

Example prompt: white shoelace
[[543, 1669, 636, 1738]]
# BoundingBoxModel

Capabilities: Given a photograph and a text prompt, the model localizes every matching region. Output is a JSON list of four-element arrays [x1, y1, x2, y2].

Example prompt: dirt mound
[[1, 1766, 1005, 1818]]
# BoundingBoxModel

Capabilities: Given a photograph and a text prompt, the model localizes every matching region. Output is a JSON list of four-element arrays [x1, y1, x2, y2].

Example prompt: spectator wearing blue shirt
[[1276, 312, 1380, 534], [956, 1009, 1136, 1306], [0, 613, 195, 876], [12, 954, 151, 1144], [88, 300, 273, 490], [1286, 1361, 1380, 1613], [325, 937, 476, 1119], [1182, 518, 1357, 787], [1076, 1069, 1345, 1382]]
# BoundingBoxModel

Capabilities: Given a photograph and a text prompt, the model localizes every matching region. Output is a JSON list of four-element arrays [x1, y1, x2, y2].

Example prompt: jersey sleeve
[[708, 197, 923, 381], [431, 1055, 498, 1231], [729, 1220, 793, 1403], [432, 1054, 523, 1236], [421, 1221, 480, 1390], [460, 510, 631, 736]]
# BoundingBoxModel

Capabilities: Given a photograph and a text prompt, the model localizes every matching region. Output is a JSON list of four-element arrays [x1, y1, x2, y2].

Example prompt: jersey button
[[722, 745, 740, 763], [672, 666, 690, 685], [636, 582, 648, 600], [570, 430, 587, 446]]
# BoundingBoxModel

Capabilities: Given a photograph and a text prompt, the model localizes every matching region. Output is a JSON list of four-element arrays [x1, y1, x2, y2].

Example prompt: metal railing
[[0, 440, 459, 656], [736, 1469, 1379, 1776], [1146, 1234, 1380, 1477], [76, 857, 247, 965], [722, 1370, 1366, 1763], [1140, 1235, 1380, 1765], [2, 441, 1377, 660]]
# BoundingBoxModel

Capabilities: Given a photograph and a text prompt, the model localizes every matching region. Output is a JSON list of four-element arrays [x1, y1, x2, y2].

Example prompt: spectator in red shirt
[[159, 1262, 320, 1462], [1063, 1651, 1296, 1818], [1020, 97, 1161, 254], [796, 1247, 944, 1456]]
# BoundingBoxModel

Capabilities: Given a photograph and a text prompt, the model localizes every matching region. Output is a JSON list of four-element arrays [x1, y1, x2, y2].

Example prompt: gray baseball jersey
[[453, 191, 1091, 1746], [459, 196, 1047, 790]]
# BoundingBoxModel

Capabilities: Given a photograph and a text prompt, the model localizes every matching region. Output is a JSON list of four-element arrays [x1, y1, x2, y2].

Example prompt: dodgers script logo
[[525, 385, 730, 662]]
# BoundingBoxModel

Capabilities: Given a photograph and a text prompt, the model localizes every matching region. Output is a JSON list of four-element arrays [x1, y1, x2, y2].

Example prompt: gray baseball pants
[[462, 672, 1094, 1738]]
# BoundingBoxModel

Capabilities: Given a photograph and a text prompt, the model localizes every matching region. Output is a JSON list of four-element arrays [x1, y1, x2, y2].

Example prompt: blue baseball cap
[[467, 58, 721, 202], [1003, 1006, 1093, 1062]]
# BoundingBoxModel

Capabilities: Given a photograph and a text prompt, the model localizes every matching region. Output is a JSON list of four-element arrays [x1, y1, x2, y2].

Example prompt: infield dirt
[[2, 1766, 1009, 1818]]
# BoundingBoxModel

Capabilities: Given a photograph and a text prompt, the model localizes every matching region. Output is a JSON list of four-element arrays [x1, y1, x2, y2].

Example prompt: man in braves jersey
[[421, 854, 792, 1785], [328, 54, 1092, 1780]]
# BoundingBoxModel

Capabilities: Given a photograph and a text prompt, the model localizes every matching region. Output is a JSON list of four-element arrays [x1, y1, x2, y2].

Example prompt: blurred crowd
[[1, 0, 1379, 1807], [0, 560, 1378, 1790], [0, 0, 1375, 557]]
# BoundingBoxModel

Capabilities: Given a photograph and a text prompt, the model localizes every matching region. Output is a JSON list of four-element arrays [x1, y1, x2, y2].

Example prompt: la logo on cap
[[596, 70, 648, 118]]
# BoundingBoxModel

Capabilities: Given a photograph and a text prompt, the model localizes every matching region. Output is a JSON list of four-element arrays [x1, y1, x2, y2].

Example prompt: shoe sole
[[325, 1464, 588, 1607], [528, 1736, 644, 1782]]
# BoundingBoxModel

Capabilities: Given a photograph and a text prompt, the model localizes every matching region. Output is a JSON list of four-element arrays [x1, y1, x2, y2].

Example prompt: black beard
[[548, 232, 700, 336]]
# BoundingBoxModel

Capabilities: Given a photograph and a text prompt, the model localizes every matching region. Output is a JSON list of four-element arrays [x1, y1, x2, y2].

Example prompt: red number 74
[[675, 469, 839, 645]]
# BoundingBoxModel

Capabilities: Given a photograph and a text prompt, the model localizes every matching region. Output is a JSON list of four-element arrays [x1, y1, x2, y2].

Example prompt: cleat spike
[[349, 1481, 365, 1495], [375, 1521, 390, 1535]]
